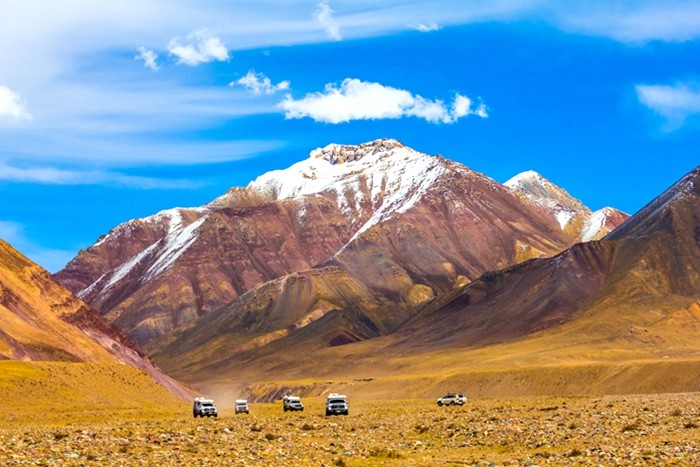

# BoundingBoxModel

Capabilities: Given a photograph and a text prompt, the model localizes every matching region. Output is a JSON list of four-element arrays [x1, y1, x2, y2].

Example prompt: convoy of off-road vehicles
[[193, 391, 466, 418]]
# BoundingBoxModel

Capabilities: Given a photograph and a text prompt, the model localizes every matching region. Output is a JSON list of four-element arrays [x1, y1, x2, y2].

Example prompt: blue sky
[[0, 1, 698, 272]]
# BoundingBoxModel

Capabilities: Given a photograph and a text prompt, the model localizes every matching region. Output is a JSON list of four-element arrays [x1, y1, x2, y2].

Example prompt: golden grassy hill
[[0, 361, 184, 426]]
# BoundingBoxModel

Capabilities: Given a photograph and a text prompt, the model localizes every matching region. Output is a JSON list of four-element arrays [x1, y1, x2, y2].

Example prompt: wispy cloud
[[231, 70, 290, 96], [135, 46, 159, 71], [0, 85, 31, 122], [636, 82, 700, 131], [411, 22, 441, 33], [0, 162, 201, 189], [168, 29, 229, 66], [314, 1, 342, 41], [552, 1, 700, 43], [280, 78, 487, 124]]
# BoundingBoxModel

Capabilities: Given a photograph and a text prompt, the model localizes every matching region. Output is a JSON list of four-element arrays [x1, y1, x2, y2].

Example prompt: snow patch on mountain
[[581, 208, 611, 242], [144, 211, 208, 281], [103, 242, 159, 292], [556, 210, 574, 230], [249, 139, 445, 235], [505, 170, 588, 231]]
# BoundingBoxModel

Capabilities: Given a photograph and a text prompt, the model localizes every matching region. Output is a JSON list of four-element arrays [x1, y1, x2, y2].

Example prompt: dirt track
[[1, 394, 699, 466]]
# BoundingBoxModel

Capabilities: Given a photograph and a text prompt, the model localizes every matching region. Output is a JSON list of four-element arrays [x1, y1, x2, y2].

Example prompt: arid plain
[[3, 391, 700, 466], [1, 362, 699, 466]]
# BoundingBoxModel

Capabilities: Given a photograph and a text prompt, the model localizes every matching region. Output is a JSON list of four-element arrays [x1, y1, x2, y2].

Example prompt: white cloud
[[314, 1, 342, 41], [279, 78, 487, 124], [168, 29, 229, 66], [135, 46, 159, 71], [412, 22, 441, 33], [452, 94, 488, 119], [0, 85, 31, 122], [231, 70, 290, 96], [636, 82, 700, 130]]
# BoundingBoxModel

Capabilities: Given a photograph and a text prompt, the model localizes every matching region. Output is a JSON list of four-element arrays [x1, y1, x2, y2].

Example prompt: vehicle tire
[[438, 401, 442, 407], [326, 410, 331, 416]]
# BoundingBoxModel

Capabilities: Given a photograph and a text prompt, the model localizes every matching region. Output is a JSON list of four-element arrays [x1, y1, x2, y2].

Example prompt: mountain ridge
[[56, 140, 625, 346]]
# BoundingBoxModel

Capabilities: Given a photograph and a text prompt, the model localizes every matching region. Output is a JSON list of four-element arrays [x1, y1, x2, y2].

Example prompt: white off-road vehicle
[[325, 393, 349, 416], [283, 395, 304, 412], [437, 393, 466, 406], [235, 399, 249, 414], [193, 397, 218, 418]]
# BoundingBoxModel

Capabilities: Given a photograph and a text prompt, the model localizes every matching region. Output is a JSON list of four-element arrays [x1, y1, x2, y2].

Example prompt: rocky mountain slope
[[0, 239, 192, 399], [148, 164, 698, 393], [505, 170, 628, 242], [56, 140, 625, 348], [385, 166, 700, 376], [143, 142, 625, 382]]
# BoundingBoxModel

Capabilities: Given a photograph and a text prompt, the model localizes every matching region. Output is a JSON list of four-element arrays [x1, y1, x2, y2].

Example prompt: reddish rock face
[[55, 139, 625, 350]]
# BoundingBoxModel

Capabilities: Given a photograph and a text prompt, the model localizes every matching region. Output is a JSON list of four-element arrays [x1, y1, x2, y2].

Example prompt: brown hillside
[[0, 239, 193, 400]]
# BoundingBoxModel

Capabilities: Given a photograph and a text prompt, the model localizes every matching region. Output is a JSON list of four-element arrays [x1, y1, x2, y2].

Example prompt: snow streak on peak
[[247, 139, 434, 203], [581, 207, 615, 242], [79, 207, 208, 299], [505, 169, 588, 230], [504, 170, 546, 189], [248, 138, 446, 247]]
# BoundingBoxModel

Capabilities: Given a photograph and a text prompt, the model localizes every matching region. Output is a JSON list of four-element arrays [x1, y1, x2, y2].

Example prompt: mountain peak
[[607, 165, 699, 240], [505, 170, 546, 186], [309, 138, 404, 165], [247, 139, 435, 202]]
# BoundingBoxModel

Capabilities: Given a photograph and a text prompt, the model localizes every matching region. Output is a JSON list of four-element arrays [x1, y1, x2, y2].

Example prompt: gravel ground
[[1, 393, 699, 466]]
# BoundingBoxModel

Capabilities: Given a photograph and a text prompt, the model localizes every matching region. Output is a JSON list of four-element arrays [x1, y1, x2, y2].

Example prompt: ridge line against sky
[[0, 0, 698, 271]]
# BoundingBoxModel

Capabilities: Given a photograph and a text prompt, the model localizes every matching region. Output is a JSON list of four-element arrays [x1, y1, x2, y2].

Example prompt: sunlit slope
[[0, 239, 194, 400], [0, 361, 183, 425], [0, 240, 121, 362]]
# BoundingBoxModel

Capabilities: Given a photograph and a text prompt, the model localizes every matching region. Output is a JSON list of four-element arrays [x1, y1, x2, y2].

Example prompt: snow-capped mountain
[[505, 170, 629, 241], [55, 139, 620, 346]]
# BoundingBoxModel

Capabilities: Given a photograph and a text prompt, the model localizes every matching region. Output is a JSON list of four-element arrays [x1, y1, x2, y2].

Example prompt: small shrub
[[684, 421, 698, 429], [414, 424, 429, 434], [264, 433, 279, 441], [621, 421, 640, 432], [671, 409, 682, 417], [368, 447, 403, 459], [300, 423, 315, 431], [333, 458, 347, 467], [568, 449, 582, 457]]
